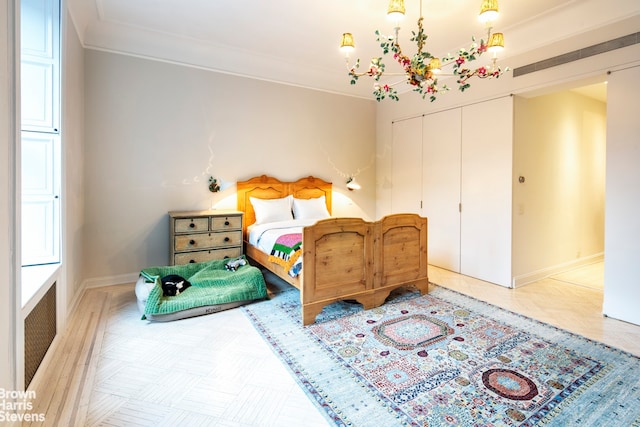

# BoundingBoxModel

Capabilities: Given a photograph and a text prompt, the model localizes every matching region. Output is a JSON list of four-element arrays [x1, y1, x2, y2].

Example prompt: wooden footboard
[[300, 214, 428, 325], [301, 217, 373, 324], [377, 214, 430, 294], [237, 175, 428, 325]]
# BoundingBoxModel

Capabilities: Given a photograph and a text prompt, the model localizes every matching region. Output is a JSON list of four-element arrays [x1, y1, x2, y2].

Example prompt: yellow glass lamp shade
[[340, 32, 355, 55], [428, 57, 441, 73], [487, 32, 504, 53], [387, 0, 405, 22], [479, 0, 499, 24]]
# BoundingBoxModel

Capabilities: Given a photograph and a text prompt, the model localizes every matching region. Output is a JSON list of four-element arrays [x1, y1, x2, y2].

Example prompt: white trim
[[21, 264, 60, 314], [65, 281, 86, 319], [82, 272, 139, 289]]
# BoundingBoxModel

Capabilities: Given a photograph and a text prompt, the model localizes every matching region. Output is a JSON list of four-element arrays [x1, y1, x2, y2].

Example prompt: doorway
[[512, 80, 607, 288]]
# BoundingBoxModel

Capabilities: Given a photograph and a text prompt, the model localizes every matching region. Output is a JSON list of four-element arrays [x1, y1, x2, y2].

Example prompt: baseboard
[[512, 253, 604, 288], [67, 272, 138, 319], [66, 280, 88, 320], [82, 272, 139, 289]]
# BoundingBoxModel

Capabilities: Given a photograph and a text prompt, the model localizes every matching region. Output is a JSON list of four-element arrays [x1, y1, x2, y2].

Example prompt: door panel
[[391, 118, 422, 214], [21, 0, 59, 133], [21, 61, 54, 131], [460, 97, 513, 287], [423, 109, 462, 272]]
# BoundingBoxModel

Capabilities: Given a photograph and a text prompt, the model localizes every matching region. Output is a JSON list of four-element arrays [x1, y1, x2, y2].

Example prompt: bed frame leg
[[414, 278, 430, 295], [363, 292, 389, 309], [302, 304, 325, 326]]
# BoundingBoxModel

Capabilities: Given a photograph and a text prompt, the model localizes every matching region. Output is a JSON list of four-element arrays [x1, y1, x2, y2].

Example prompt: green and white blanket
[[140, 257, 267, 319]]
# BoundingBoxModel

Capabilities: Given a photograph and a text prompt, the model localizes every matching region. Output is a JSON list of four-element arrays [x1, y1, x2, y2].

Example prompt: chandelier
[[340, 0, 509, 102]]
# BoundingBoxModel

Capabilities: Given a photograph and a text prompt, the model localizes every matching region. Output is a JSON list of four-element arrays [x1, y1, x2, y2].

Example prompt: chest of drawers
[[169, 210, 243, 265]]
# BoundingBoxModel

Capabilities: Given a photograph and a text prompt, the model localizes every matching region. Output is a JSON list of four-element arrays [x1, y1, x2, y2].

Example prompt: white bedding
[[248, 219, 318, 252]]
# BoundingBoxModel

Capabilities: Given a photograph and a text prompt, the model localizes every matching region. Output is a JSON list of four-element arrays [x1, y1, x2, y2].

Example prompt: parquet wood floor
[[24, 264, 640, 426]]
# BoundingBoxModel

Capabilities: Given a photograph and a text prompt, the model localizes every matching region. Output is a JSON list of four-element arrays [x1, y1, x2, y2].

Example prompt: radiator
[[24, 282, 57, 388]]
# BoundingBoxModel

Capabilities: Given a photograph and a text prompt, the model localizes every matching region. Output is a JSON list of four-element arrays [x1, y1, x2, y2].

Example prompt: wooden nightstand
[[169, 209, 243, 265]]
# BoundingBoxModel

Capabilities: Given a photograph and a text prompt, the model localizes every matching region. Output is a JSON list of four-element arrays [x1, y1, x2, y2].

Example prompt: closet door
[[422, 109, 461, 272], [391, 117, 422, 214], [460, 97, 513, 287]]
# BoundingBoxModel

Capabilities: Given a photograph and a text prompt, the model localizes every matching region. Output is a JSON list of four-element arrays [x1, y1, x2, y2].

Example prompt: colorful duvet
[[248, 219, 318, 277]]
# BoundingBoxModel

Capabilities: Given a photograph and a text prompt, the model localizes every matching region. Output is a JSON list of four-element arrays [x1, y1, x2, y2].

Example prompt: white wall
[[512, 91, 606, 284], [0, 0, 18, 393], [603, 65, 640, 325], [83, 50, 376, 284]]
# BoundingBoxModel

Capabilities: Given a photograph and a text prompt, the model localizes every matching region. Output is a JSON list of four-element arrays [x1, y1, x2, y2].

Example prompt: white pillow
[[292, 196, 330, 220], [250, 195, 293, 224]]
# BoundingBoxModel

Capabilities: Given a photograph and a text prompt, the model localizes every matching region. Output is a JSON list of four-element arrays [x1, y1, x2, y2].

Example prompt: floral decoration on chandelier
[[341, 0, 510, 102]]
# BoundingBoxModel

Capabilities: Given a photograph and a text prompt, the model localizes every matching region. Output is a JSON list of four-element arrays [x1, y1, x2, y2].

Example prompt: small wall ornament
[[208, 176, 221, 193]]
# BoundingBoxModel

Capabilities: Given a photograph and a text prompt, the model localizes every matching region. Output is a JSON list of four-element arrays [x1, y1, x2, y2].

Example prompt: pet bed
[[136, 257, 267, 321]]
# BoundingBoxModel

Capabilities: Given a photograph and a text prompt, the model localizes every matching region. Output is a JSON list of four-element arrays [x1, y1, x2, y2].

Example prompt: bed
[[237, 175, 429, 325]]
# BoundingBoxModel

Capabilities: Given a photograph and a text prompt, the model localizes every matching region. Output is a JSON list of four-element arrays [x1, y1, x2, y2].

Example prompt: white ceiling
[[67, 0, 640, 99]]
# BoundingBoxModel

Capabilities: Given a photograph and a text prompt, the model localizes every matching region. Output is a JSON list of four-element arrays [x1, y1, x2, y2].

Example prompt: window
[[20, 0, 61, 267]]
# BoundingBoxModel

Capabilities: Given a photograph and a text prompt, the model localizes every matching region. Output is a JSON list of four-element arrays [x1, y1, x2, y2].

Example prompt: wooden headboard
[[237, 175, 332, 237]]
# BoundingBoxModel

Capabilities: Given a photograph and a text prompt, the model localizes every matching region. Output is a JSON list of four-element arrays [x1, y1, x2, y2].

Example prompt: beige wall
[[61, 7, 85, 312], [83, 50, 376, 283], [512, 91, 606, 282]]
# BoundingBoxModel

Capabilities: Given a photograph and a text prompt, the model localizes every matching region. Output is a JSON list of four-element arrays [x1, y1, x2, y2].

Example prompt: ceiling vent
[[513, 32, 639, 77]]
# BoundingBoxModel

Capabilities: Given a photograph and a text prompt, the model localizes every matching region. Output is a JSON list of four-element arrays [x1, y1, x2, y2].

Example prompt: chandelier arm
[[386, 78, 416, 87], [378, 72, 411, 76]]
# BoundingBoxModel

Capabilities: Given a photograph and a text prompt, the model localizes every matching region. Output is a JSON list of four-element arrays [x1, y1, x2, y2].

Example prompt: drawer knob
[[224, 220, 230, 226], [224, 237, 230, 242], [189, 259, 196, 263], [189, 239, 196, 245], [189, 223, 195, 228]]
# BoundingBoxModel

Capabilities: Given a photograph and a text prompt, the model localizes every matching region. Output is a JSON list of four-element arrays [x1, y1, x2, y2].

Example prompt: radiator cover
[[24, 282, 57, 388]]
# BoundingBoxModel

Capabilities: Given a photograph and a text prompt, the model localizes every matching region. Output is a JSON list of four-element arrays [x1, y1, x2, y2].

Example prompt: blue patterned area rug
[[242, 285, 640, 426]]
